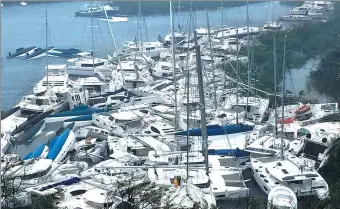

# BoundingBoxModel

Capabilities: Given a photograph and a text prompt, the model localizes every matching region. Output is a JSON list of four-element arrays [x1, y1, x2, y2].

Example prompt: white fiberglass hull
[[66, 67, 112, 77]]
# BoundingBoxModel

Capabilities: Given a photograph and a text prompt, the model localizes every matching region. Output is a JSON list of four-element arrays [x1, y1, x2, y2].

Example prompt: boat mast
[[194, 31, 209, 175], [103, 5, 125, 87], [235, 28, 239, 125], [273, 30, 278, 137], [280, 34, 287, 160], [206, 10, 217, 110], [91, 0, 95, 73], [170, 1, 178, 131], [220, 1, 224, 44], [186, 1, 193, 180], [245, 1, 251, 119], [45, 5, 49, 90]]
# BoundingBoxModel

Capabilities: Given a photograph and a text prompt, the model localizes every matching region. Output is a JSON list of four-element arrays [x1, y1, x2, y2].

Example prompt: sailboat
[[263, 1, 283, 30], [250, 34, 329, 200]]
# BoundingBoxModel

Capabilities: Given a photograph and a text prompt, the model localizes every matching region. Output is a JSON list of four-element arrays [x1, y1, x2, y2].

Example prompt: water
[[1, 1, 292, 158], [1, 1, 292, 110]]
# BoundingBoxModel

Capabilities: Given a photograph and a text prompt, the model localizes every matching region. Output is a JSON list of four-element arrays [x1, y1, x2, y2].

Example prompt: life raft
[[278, 117, 294, 124], [296, 104, 311, 114]]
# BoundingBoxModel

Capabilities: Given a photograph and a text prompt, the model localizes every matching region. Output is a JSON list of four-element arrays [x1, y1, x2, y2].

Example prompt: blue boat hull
[[46, 129, 71, 161], [175, 124, 254, 136]]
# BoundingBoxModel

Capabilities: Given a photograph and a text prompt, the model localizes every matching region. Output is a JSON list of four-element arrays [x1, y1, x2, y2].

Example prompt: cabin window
[[150, 126, 161, 134], [139, 109, 149, 114], [281, 169, 289, 174], [263, 186, 268, 191], [70, 190, 87, 196], [81, 62, 105, 68], [289, 180, 302, 184]]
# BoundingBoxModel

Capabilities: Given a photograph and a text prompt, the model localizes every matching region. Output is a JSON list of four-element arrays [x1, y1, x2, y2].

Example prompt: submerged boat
[[7, 46, 37, 59], [48, 48, 81, 58], [25, 47, 54, 60]]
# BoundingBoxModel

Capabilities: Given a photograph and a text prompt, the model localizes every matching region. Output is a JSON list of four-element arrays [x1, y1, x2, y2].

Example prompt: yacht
[[18, 91, 66, 115], [75, 4, 119, 17], [279, 14, 312, 21], [216, 27, 261, 39], [263, 22, 283, 30], [66, 56, 114, 77], [251, 154, 329, 199], [121, 41, 164, 58], [164, 32, 188, 45], [33, 64, 73, 95]]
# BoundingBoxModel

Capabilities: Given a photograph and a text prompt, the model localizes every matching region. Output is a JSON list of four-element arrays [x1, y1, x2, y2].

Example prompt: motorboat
[[33, 65, 73, 95], [75, 4, 119, 17], [279, 14, 312, 21], [66, 56, 115, 77], [121, 41, 164, 58], [20, 1, 27, 6], [263, 22, 283, 30], [216, 27, 261, 39], [164, 32, 188, 45], [18, 91, 66, 115]]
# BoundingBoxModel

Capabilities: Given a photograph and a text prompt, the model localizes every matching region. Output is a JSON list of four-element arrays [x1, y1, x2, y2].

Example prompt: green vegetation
[[238, 4, 337, 95]]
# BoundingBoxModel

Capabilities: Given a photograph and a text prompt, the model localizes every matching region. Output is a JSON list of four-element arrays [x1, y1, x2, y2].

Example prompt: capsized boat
[[25, 47, 54, 60], [48, 48, 81, 58], [7, 46, 37, 59]]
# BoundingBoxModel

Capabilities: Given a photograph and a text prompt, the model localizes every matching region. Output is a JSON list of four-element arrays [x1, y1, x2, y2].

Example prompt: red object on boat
[[279, 117, 294, 124], [296, 104, 311, 114]]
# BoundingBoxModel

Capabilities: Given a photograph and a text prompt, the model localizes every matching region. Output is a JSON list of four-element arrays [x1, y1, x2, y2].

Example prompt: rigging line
[[80, 16, 89, 51], [96, 19, 108, 56], [286, 36, 297, 96]]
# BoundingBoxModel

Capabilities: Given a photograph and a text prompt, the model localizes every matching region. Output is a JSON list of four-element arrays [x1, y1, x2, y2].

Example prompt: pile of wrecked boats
[[1, 5, 340, 209]]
